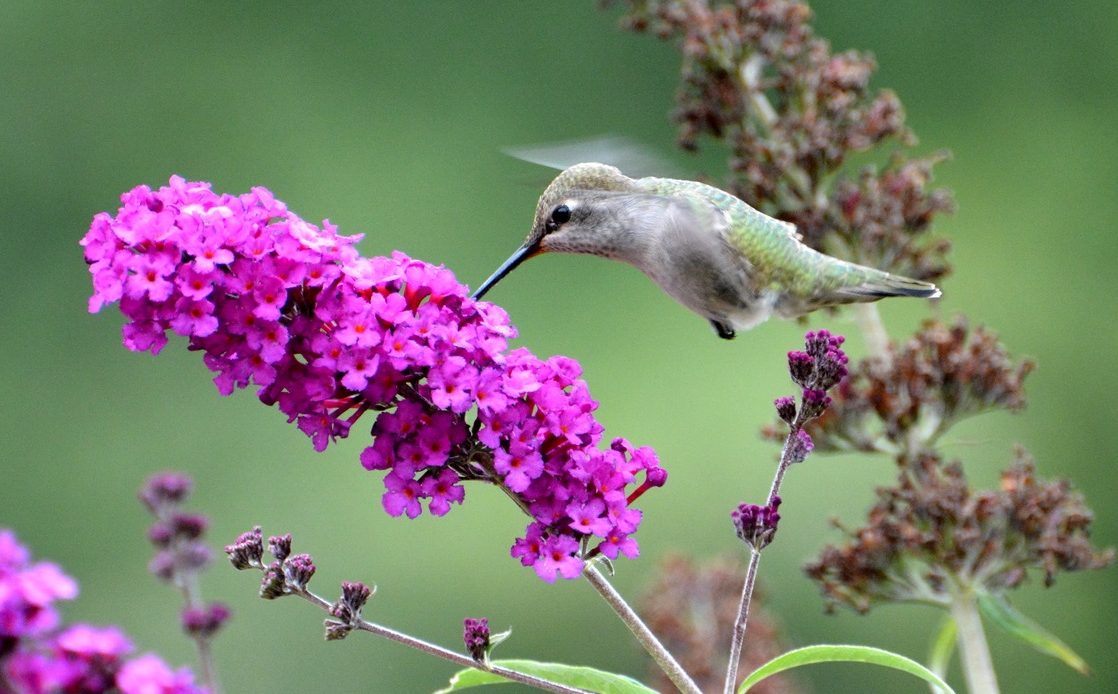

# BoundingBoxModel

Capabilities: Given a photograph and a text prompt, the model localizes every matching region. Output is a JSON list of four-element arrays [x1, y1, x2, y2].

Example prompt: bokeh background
[[2, 2, 1115, 692]]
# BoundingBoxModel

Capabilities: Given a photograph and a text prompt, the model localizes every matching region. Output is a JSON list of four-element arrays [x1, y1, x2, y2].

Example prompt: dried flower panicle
[[805, 450, 1114, 614], [227, 531, 319, 601], [639, 555, 802, 694], [84, 177, 665, 582], [611, 0, 953, 281], [777, 318, 1035, 457]]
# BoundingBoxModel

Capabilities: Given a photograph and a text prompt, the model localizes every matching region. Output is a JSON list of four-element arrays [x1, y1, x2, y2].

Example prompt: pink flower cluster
[[0, 529, 205, 693], [83, 177, 665, 581]]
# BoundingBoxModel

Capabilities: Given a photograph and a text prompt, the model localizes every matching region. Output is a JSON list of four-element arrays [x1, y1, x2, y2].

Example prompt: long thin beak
[[471, 242, 539, 300]]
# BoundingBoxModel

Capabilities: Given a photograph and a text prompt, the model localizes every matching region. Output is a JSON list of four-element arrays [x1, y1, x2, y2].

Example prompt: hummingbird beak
[[470, 242, 541, 300]]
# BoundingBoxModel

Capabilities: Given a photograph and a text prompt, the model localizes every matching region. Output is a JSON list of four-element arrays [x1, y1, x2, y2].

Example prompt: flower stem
[[852, 302, 892, 367], [583, 563, 701, 694], [949, 589, 999, 694], [292, 587, 591, 694], [724, 417, 807, 693], [172, 526, 221, 694], [723, 547, 761, 694]]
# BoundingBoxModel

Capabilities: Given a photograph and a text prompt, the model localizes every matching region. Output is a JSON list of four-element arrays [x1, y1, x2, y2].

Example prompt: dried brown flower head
[[804, 451, 1114, 614], [765, 318, 1036, 458]]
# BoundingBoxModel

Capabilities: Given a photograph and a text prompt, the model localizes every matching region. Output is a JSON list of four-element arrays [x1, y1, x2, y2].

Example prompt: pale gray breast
[[632, 195, 760, 322]]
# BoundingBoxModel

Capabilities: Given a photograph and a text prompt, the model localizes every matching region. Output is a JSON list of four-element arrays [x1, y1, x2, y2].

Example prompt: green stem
[[852, 302, 891, 367], [949, 589, 999, 694], [583, 563, 701, 694]]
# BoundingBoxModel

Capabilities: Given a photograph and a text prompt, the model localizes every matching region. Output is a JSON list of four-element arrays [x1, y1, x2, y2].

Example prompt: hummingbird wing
[[504, 135, 682, 179]]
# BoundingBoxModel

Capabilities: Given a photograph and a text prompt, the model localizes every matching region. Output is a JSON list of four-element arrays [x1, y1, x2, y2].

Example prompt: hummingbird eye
[[546, 204, 571, 233]]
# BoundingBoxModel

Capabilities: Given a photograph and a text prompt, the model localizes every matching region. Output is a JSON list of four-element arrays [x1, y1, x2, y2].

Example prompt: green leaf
[[927, 616, 957, 694], [977, 591, 1090, 675], [737, 644, 956, 694], [436, 659, 657, 694]]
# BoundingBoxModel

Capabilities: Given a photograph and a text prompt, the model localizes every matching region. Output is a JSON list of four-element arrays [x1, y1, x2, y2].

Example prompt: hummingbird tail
[[835, 273, 942, 301]]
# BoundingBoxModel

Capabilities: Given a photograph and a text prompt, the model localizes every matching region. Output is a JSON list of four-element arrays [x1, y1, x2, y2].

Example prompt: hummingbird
[[471, 162, 940, 339]]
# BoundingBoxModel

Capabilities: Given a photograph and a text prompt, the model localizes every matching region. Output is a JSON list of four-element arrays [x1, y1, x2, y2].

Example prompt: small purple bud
[[788, 351, 814, 387], [147, 522, 174, 547], [646, 466, 668, 488], [260, 561, 286, 599], [731, 498, 782, 550], [815, 348, 849, 390], [148, 550, 176, 582], [331, 581, 373, 625], [800, 388, 832, 419], [805, 330, 844, 360], [786, 429, 814, 465], [283, 553, 316, 590], [774, 396, 797, 424], [182, 602, 231, 639], [269, 534, 293, 562], [463, 618, 491, 662], [225, 526, 264, 570], [139, 472, 193, 512], [171, 513, 209, 540], [181, 542, 214, 571]]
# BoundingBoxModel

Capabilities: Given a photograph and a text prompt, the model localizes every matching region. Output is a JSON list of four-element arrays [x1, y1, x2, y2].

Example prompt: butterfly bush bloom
[[83, 177, 665, 581], [0, 529, 205, 693]]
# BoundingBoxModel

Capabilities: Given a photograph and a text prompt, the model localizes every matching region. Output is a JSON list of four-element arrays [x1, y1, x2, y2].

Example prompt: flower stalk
[[724, 330, 848, 692], [583, 563, 702, 694], [949, 588, 999, 694], [226, 528, 591, 694]]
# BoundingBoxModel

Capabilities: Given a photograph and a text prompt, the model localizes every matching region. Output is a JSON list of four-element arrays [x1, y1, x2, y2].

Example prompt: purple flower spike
[[85, 178, 664, 581]]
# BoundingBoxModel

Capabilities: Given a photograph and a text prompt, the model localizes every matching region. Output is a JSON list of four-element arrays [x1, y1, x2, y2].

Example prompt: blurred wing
[[504, 134, 681, 178]]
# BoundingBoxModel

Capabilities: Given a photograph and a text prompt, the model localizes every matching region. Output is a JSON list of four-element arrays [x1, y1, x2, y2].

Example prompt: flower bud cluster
[[731, 497, 782, 551], [224, 528, 375, 642], [85, 177, 664, 581], [772, 329, 847, 436]]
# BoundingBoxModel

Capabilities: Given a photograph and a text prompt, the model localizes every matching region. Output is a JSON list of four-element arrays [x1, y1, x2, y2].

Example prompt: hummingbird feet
[[710, 319, 736, 340]]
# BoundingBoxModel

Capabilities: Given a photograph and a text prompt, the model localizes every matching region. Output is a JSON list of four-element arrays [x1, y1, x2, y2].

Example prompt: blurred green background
[[2, 2, 1115, 692]]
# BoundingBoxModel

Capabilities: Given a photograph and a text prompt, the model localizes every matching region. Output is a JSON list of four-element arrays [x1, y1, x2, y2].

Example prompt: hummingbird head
[[471, 163, 636, 300]]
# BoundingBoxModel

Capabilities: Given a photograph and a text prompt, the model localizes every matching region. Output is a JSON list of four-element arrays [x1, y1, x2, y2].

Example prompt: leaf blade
[[737, 644, 955, 694], [977, 591, 1090, 675], [436, 659, 658, 694]]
